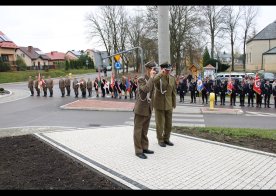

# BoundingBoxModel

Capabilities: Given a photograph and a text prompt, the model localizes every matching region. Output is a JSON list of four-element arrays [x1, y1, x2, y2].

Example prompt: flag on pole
[[227, 76, 233, 95], [253, 73, 261, 95], [38, 72, 42, 91], [197, 74, 203, 92], [125, 76, 130, 92], [111, 72, 115, 88]]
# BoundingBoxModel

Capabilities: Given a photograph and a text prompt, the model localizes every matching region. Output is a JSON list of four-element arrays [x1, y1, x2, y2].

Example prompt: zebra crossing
[[124, 105, 206, 127]]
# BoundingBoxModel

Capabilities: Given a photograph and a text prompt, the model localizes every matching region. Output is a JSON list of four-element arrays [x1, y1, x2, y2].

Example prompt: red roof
[[46, 51, 66, 61], [0, 31, 18, 49]]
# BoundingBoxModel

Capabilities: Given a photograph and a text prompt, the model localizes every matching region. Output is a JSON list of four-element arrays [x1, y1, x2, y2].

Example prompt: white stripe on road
[[124, 121, 205, 127]]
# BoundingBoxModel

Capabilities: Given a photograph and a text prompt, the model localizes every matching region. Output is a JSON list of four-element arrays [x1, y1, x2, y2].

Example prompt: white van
[[215, 72, 245, 81]]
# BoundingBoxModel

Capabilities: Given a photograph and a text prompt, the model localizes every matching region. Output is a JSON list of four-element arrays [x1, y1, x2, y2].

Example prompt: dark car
[[258, 72, 275, 83]]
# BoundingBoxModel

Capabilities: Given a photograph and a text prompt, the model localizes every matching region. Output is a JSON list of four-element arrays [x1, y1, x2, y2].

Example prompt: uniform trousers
[[133, 114, 151, 154], [155, 109, 172, 143]]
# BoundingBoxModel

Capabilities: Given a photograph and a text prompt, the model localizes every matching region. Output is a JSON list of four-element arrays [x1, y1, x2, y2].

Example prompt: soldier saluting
[[153, 62, 176, 147], [133, 61, 157, 159]]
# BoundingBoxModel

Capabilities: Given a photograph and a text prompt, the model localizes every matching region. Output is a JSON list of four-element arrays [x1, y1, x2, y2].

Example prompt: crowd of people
[[27, 73, 139, 100], [27, 72, 276, 109], [176, 74, 276, 108]]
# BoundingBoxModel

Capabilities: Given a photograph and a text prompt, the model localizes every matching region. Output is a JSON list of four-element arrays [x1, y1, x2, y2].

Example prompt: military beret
[[145, 61, 157, 68], [160, 62, 172, 70]]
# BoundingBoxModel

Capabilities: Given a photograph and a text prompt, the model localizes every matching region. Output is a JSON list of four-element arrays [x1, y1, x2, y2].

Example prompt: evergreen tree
[[202, 47, 211, 67]]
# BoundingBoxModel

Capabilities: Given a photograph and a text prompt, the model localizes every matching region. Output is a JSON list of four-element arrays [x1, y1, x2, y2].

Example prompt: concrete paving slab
[[35, 125, 276, 190]]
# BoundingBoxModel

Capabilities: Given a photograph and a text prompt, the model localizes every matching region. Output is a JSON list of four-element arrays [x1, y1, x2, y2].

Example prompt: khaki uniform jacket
[[59, 79, 65, 89], [28, 79, 34, 88], [65, 78, 71, 87], [133, 75, 154, 117], [87, 80, 93, 89], [46, 79, 54, 89], [73, 79, 79, 90], [153, 73, 176, 110], [34, 79, 39, 88]]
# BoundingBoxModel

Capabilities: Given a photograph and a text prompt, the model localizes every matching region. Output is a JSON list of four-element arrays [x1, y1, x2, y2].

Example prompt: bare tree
[[241, 6, 258, 70], [224, 6, 242, 71], [201, 6, 228, 59]]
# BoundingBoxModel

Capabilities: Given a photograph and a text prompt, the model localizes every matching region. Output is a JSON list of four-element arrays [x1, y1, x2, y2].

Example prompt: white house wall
[[246, 40, 276, 71]]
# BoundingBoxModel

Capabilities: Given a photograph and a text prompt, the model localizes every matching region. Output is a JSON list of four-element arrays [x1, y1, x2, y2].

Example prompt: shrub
[[0, 61, 11, 72]]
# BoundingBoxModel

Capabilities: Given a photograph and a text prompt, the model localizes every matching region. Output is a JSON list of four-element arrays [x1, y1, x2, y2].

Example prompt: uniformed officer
[[65, 75, 71, 96], [46, 76, 54, 97], [189, 78, 197, 103], [87, 78, 93, 97], [153, 62, 177, 147], [80, 78, 87, 98], [72, 77, 79, 98], [59, 76, 65, 97], [133, 61, 157, 159], [28, 76, 34, 96], [34, 75, 40, 96]]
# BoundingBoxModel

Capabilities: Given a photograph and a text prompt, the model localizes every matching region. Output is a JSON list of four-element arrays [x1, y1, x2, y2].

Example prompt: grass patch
[[173, 126, 276, 140], [0, 69, 96, 84]]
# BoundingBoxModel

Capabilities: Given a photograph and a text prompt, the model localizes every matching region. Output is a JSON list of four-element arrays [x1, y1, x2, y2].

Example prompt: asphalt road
[[0, 73, 276, 133]]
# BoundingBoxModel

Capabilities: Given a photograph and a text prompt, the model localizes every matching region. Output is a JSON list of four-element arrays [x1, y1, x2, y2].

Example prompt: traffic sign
[[114, 54, 121, 61], [115, 62, 121, 70]]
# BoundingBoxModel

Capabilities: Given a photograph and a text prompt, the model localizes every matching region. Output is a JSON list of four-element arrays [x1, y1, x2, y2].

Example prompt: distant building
[[16, 46, 50, 70], [46, 51, 67, 69], [0, 31, 18, 70], [246, 20, 276, 72], [65, 50, 83, 60], [86, 49, 109, 70]]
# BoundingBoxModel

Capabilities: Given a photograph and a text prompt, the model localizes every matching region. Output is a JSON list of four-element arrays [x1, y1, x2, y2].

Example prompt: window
[[1, 55, 9, 62], [21, 53, 25, 58], [33, 62, 35, 66]]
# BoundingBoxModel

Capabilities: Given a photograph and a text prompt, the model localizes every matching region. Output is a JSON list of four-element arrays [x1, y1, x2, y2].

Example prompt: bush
[[0, 61, 11, 72], [16, 56, 27, 71]]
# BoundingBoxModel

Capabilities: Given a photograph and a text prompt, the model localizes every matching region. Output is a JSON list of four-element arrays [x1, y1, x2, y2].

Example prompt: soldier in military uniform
[[72, 77, 79, 98], [28, 76, 34, 96], [59, 76, 65, 97], [46, 75, 54, 97], [80, 78, 87, 98], [87, 78, 93, 97], [133, 61, 157, 159], [65, 75, 71, 96], [246, 79, 254, 107], [34, 75, 40, 96], [153, 62, 176, 147]]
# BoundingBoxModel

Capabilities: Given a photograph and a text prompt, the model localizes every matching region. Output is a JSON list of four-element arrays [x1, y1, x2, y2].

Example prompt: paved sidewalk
[[35, 126, 276, 190]]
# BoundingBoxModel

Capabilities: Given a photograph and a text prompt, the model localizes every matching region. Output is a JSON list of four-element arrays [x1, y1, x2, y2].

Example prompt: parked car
[[106, 65, 112, 71], [258, 71, 275, 83]]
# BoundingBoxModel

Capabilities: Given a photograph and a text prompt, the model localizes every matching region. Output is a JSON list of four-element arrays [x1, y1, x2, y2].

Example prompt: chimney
[[28, 46, 33, 52]]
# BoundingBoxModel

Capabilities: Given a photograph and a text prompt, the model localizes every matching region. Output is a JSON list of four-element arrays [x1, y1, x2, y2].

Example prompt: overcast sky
[[0, 6, 275, 54]]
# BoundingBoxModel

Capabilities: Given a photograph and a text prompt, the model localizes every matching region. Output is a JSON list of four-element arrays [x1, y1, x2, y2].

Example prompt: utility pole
[[158, 6, 170, 65]]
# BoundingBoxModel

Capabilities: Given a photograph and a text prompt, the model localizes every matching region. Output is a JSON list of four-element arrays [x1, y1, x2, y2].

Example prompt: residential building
[[0, 31, 18, 70], [65, 50, 83, 60], [16, 46, 50, 70], [246, 20, 276, 72], [46, 51, 67, 69], [86, 49, 109, 70]]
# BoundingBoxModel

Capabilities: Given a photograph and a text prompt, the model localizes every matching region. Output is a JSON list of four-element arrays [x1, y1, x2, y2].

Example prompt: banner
[[253, 73, 261, 95], [197, 74, 203, 92]]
